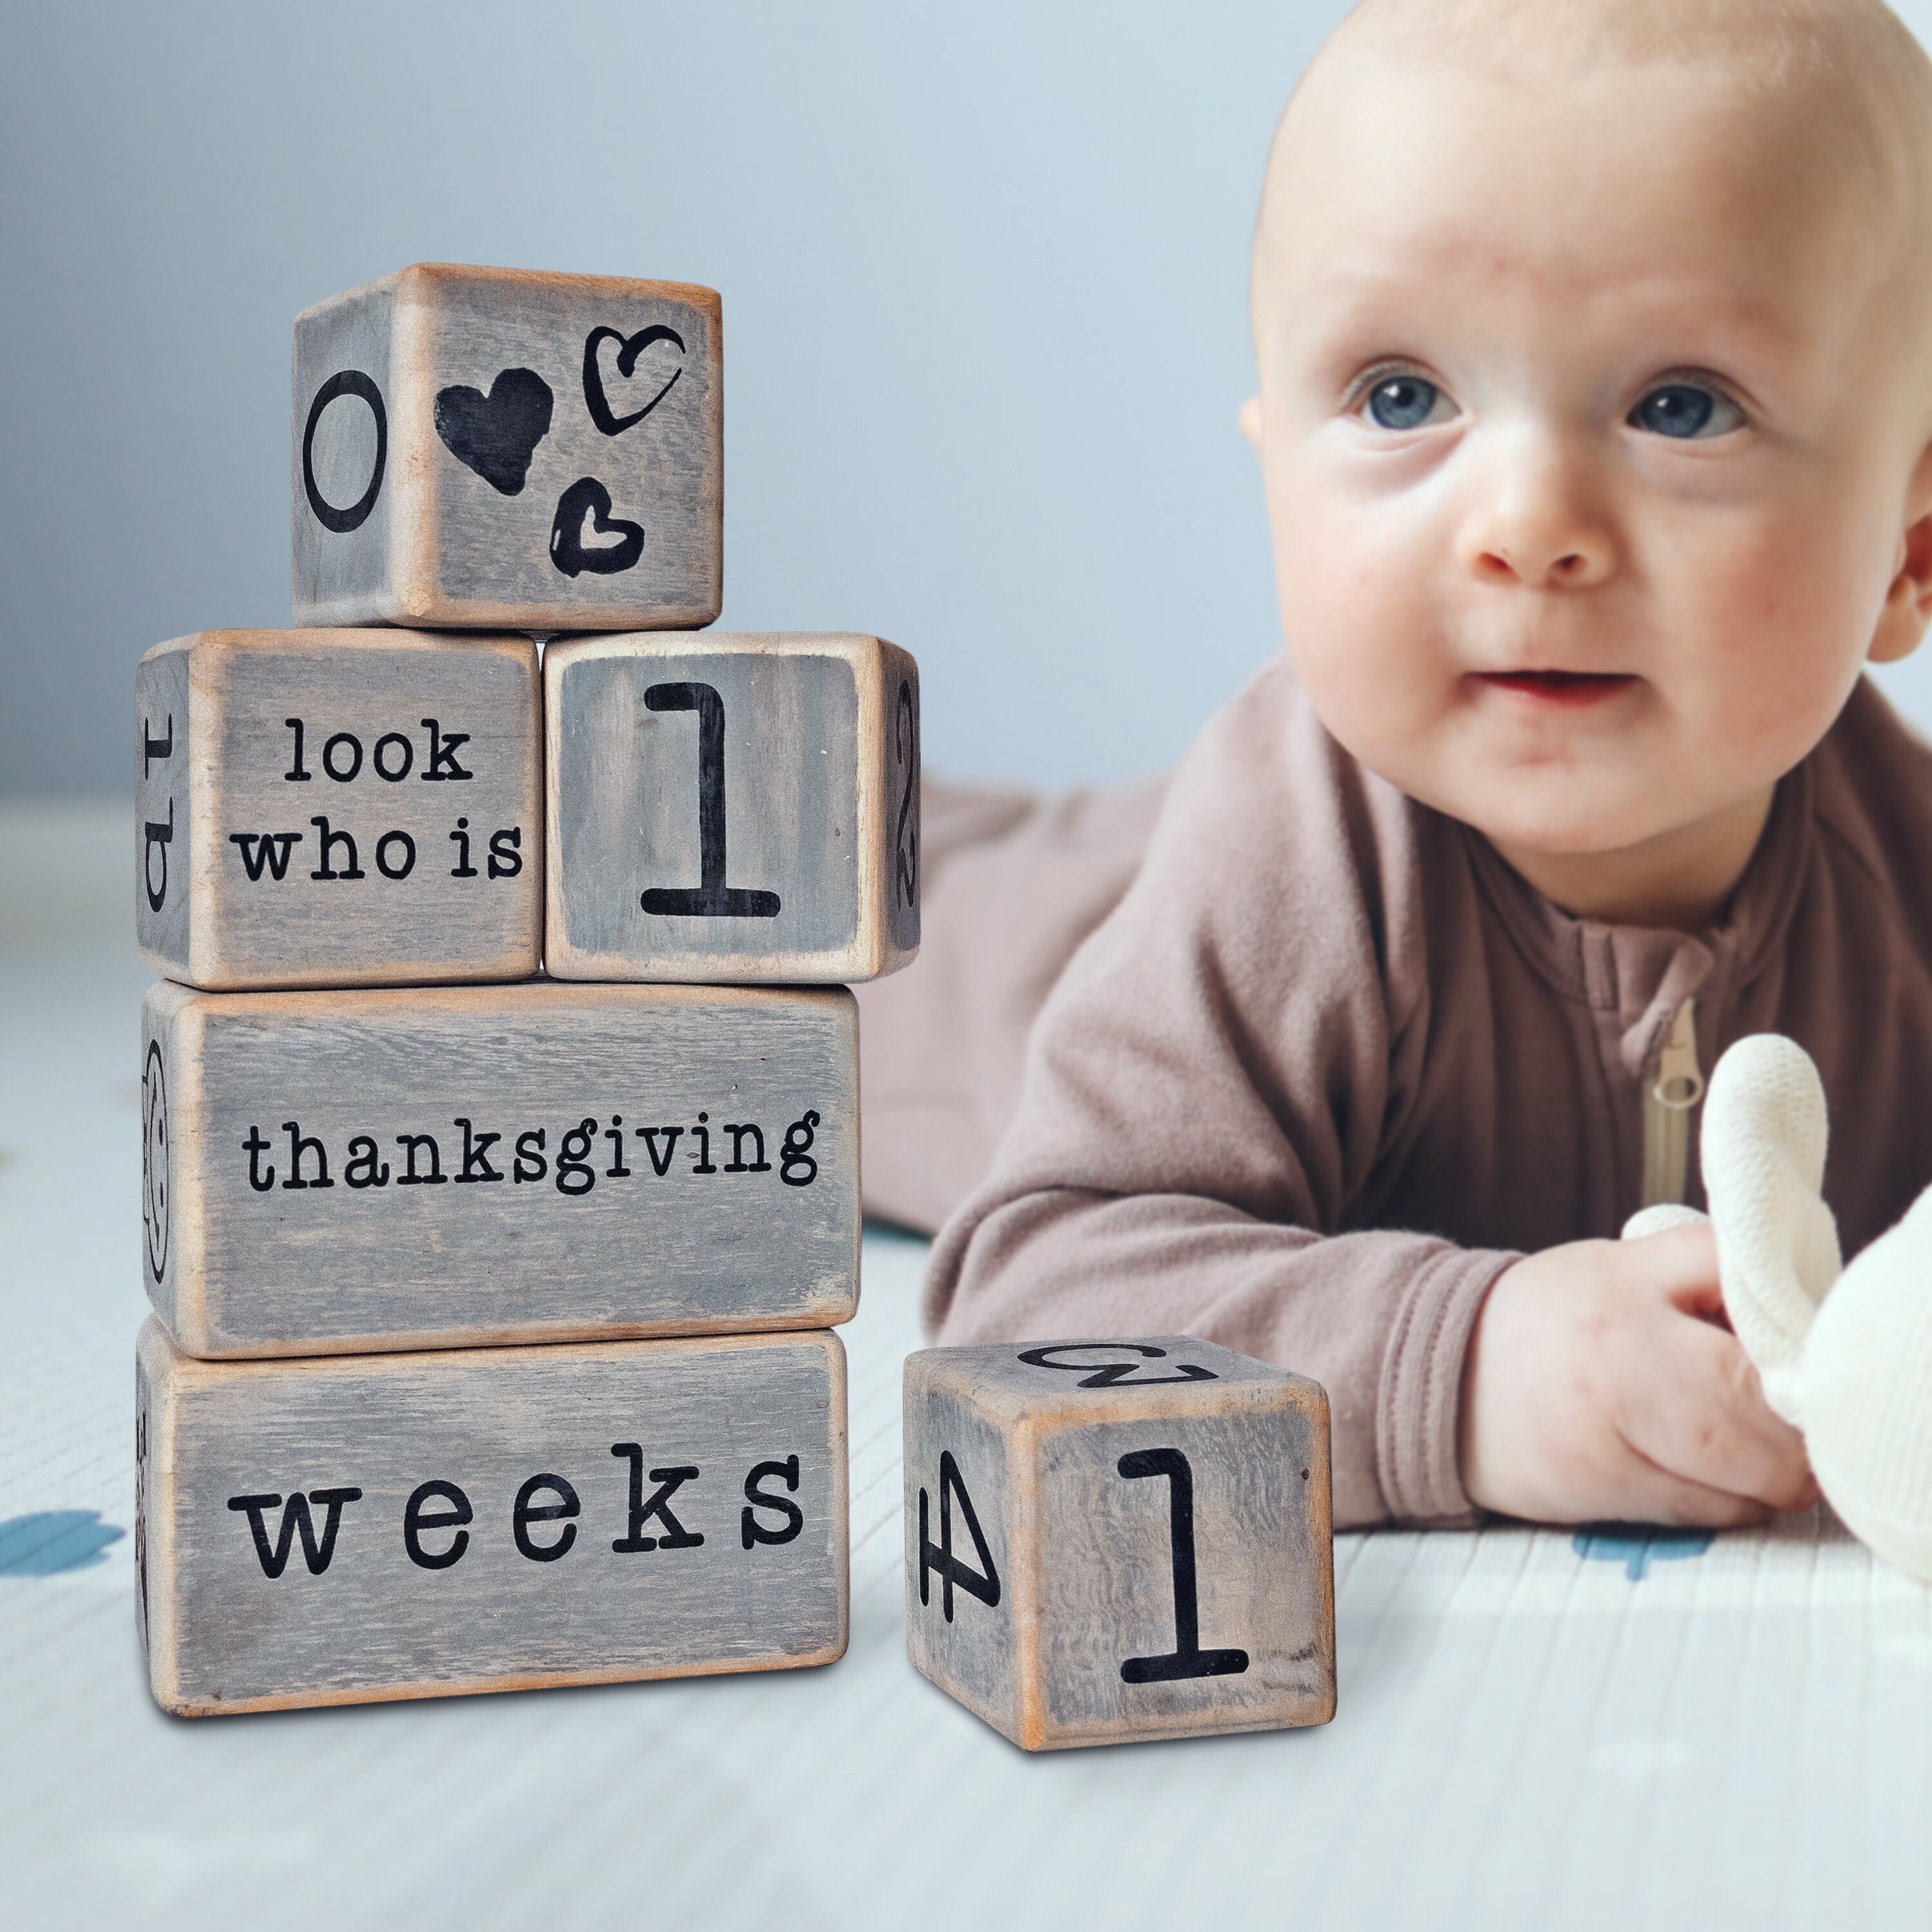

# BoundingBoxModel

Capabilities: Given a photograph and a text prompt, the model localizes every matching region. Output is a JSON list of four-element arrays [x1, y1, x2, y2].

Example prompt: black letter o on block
[[372, 732, 413, 781], [374, 830, 417, 879], [303, 369, 388, 534]]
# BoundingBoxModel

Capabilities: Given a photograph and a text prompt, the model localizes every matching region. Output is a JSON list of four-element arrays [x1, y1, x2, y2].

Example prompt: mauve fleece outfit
[[854, 661, 1932, 1528]]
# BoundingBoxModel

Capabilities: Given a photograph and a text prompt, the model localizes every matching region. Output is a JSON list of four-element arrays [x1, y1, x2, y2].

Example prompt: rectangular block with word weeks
[[136, 630, 542, 990], [140, 979, 857, 1359], [904, 1338, 1335, 1751], [292, 263, 721, 631], [545, 633, 920, 984], [137, 1320, 848, 1716]]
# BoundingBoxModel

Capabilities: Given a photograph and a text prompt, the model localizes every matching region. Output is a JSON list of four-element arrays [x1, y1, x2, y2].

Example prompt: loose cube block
[[904, 1338, 1334, 1750], [136, 630, 541, 990], [292, 263, 721, 631], [546, 632, 920, 983], [137, 1320, 847, 1715], [142, 979, 857, 1358]]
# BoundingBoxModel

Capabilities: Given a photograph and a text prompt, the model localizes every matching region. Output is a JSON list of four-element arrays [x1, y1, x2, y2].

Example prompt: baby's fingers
[[1619, 1321, 1817, 1512]]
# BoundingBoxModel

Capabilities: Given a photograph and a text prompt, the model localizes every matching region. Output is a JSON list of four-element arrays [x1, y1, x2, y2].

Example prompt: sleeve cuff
[[1376, 1244, 1519, 1526]]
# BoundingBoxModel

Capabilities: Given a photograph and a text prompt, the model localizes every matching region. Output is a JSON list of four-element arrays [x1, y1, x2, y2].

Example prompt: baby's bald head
[[1255, 0, 1932, 395]]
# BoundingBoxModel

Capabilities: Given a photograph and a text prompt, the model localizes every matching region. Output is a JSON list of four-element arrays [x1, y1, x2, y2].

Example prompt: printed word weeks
[[241, 1109, 827, 1196], [225, 1448, 810, 1580]]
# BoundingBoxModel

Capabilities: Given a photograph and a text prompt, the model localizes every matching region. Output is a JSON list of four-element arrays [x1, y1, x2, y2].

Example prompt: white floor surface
[[5, 802, 1931, 1930]]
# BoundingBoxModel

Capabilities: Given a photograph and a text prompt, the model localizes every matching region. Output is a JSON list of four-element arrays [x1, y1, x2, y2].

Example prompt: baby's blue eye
[[1365, 375, 1446, 431], [1630, 383, 1743, 439]]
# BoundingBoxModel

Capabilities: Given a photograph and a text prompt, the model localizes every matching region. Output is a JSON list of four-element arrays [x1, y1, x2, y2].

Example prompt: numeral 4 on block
[[904, 1338, 1336, 1750]]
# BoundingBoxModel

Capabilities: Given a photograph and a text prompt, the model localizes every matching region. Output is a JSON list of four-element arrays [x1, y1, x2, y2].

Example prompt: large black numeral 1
[[1117, 1448, 1249, 1683], [640, 682, 781, 918], [918, 1450, 1000, 1622]]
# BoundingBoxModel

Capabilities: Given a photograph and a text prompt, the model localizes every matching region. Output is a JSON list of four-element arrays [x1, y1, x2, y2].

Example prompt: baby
[[861, 0, 1932, 1531]]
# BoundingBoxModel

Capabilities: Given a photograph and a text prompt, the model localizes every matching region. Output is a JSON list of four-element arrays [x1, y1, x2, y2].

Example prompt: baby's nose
[[1457, 446, 1616, 590]]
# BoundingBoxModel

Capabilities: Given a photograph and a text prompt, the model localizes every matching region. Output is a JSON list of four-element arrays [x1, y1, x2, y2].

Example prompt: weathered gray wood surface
[[546, 632, 920, 983], [904, 1336, 1335, 1750], [292, 263, 721, 631], [135, 630, 542, 990], [142, 979, 858, 1358], [137, 1320, 848, 1716]]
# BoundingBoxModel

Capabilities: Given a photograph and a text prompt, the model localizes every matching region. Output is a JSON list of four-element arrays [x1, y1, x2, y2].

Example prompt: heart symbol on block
[[583, 325, 686, 435], [550, 477, 644, 577], [433, 368, 554, 495]]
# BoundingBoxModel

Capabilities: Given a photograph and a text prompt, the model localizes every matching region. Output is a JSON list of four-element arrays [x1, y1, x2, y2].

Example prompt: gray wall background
[[8, 0, 1932, 795]]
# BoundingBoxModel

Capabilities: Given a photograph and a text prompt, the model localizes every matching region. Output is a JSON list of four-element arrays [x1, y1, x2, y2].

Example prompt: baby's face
[[1249, 49, 1932, 881]]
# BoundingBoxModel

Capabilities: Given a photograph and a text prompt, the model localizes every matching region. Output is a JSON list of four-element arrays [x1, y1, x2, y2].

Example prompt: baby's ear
[[1702, 1034, 1841, 1418], [1238, 396, 1262, 448]]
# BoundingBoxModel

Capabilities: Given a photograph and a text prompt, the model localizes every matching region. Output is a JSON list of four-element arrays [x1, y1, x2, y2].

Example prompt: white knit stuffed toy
[[1624, 1033, 1932, 1582]]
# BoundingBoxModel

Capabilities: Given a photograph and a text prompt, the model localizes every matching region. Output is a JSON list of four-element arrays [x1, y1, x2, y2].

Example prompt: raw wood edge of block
[[137, 1319, 184, 1714], [155, 1643, 842, 1719], [168, 977, 856, 1024], [398, 261, 723, 319], [144, 985, 209, 1354], [166, 951, 547, 997], [176, 1294, 861, 1363], [394, 595, 721, 634]]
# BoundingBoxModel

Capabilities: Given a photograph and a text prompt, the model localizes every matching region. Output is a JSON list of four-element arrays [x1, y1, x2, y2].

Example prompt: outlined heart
[[434, 368, 554, 495], [583, 324, 686, 435], [550, 477, 644, 577]]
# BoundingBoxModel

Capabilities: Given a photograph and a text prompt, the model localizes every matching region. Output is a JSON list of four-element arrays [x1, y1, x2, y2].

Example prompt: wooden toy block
[[137, 1319, 847, 1716], [903, 1337, 1335, 1751], [136, 630, 541, 990], [545, 632, 920, 984], [141, 978, 857, 1359], [292, 263, 721, 631]]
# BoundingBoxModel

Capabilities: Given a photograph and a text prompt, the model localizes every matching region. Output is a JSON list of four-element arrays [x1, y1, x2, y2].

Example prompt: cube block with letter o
[[292, 262, 721, 631], [903, 1336, 1336, 1750]]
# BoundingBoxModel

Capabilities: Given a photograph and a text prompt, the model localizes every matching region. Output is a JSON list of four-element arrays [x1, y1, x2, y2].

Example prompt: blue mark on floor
[[1573, 1524, 1715, 1581], [0, 1510, 126, 1576]]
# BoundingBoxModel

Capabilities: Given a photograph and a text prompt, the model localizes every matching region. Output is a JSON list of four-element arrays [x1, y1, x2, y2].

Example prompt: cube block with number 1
[[903, 1337, 1336, 1751], [545, 632, 920, 985]]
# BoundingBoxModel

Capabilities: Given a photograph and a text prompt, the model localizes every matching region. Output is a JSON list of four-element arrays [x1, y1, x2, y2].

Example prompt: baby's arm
[[925, 667, 1814, 1531], [1461, 1221, 1815, 1526]]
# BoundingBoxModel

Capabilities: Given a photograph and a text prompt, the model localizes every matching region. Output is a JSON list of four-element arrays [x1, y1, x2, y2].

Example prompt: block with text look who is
[[546, 633, 920, 984], [137, 630, 540, 990], [904, 1338, 1335, 1751], [138, 1321, 847, 1715], [142, 980, 857, 1359], [292, 263, 721, 631]]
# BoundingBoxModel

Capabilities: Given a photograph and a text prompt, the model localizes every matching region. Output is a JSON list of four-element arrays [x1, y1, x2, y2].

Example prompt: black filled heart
[[583, 324, 686, 435], [434, 368, 554, 495], [550, 477, 644, 578]]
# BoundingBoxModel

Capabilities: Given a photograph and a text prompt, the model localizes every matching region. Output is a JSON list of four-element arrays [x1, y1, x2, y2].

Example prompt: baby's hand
[[1459, 1222, 1818, 1526]]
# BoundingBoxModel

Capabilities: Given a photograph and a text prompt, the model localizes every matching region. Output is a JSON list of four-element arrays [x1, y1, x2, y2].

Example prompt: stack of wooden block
[[131, 263, 920, 1717]]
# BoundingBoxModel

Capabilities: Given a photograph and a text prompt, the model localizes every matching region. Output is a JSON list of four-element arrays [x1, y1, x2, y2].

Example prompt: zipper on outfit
[[1640, 997, 1705, 1208]]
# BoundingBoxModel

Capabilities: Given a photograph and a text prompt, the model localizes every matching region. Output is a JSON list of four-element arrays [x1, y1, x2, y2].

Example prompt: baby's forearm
[[926, 1183, 1517, 1530]]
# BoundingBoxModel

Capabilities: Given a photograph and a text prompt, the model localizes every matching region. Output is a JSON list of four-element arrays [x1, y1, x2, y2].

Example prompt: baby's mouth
[[1473, 670, 1638, 706]]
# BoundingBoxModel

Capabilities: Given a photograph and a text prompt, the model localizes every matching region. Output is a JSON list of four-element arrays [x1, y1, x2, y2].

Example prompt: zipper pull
[[1640, 998, 1705, 1208]]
